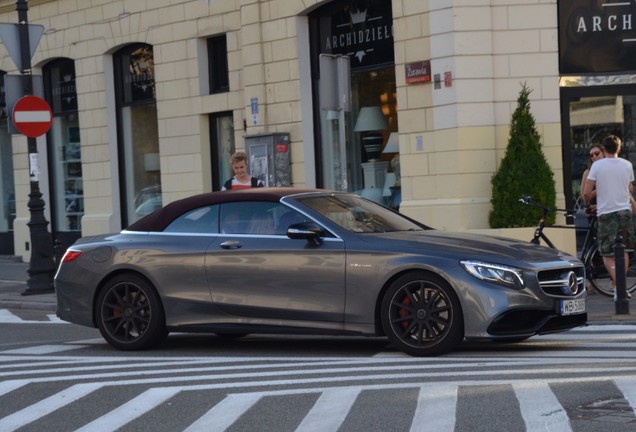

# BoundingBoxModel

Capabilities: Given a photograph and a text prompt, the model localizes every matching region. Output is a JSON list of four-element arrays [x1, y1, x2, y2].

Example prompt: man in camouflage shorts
[[597, 211, 636, 256], [583, 135, 636, 297]]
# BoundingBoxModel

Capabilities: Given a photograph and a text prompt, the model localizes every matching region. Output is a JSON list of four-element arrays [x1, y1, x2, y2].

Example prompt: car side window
[[164, 205, 219, 233], [220, 202, 255, 234], [220, 202, 310, 235], [275, 209, 310, 234]]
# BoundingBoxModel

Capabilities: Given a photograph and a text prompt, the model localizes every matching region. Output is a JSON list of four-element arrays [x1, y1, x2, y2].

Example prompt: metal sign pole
[[336, 56, 350, 192], [17, 0, 55, 295]]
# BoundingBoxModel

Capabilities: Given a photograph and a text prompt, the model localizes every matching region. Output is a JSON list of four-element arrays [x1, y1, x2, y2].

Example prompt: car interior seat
[[248, 212, 276, 235]]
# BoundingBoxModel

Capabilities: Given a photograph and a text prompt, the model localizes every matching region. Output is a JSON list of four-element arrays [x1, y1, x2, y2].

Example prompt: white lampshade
[[144, 153, 160, 171], [383, 132, 399, 153], [354, 106, 388, 132], [325, 110, 339, 120], [383, 172, 396, 196]]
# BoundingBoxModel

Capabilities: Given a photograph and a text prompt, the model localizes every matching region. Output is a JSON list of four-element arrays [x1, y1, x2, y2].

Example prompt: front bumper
[[486, 306, 587, 338]]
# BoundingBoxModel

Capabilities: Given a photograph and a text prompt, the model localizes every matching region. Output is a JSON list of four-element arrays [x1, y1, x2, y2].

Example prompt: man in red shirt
[[222, 151, 264, 190]]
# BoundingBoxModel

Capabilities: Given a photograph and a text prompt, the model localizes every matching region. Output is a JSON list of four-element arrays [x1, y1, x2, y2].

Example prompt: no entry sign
[[12, 95, 52, 138]]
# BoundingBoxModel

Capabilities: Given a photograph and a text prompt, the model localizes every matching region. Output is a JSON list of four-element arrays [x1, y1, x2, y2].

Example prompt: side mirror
[[287, 222, 323, 244]]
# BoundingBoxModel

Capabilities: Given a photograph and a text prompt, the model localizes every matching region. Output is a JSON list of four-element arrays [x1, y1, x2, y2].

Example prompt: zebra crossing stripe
[[0, 378, 635, 431], [0, 309, 26, 323], [410, 384, 457, 432], [0, 309, 67, 325], [45, 314, 66, 323], [0, 379, 29, 397], [614, 376, 636, 416], [294, 387, 361, 432], [183, 392, 262, 432], [0, 382, 102, 432], [513, 382, 572, 432], [2, 344, 89, 355], [75, 387, 181, 432]]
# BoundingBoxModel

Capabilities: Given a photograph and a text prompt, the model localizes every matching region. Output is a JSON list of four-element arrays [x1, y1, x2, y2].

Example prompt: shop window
[[210, 112, 235, 190], [43, 59, 83, 247], [309, 0, 398, 207], [208, 35, 229, 94], [562, 87, 636, 210], [114, 43, 161, 226], [560, 84, 636, 251], [0, 70, 15, 254]]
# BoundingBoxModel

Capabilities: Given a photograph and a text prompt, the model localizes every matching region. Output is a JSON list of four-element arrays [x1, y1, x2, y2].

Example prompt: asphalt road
[[1, 311, 635, 432]]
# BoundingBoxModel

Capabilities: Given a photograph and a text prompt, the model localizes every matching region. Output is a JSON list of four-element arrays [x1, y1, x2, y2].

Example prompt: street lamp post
[[16, 0, 55, 295]]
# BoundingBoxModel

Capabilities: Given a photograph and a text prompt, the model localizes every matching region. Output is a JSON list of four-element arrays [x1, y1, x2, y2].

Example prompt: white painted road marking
[[0, 309, 67, 325]]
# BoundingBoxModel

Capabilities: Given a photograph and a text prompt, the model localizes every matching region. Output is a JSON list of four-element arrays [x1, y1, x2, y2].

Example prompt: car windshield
[[297, 194, 425, 233]]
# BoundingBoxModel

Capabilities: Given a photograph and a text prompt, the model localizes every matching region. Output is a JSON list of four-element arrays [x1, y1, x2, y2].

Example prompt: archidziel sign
[[315, 0, 394, 70], [559, 1, 636, 74]]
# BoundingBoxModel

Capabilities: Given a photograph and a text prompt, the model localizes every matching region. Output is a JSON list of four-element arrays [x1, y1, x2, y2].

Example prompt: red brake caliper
[[399, 295, 411, 329]]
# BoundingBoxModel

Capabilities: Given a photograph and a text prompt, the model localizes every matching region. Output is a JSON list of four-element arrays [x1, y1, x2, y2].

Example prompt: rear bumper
[[54, 278, 95, 328]]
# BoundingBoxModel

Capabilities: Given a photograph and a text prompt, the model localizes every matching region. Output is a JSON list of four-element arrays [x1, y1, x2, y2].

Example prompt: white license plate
[[560, 298, 586, 315]]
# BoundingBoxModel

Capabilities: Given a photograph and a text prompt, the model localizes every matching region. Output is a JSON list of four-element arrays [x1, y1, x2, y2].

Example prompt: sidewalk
[[0, 257, 55, 311], [0, 256, 635, 323]]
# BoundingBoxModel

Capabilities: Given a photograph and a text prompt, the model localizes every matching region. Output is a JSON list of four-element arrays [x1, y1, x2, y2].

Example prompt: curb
[[0, 256, 23, 263], [0, 300, 56, 312]]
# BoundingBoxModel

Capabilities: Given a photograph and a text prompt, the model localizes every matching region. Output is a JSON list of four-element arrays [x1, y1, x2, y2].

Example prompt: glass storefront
[[309, 0, 399, 207], [558, 4, 636, 251], [0, 71, 15, 254], [560, 82, 636, 250], [114, 44, 162, 226], [48, 115, 82, 231], [210, 112, 235, 191], [44, 59, 83, 249], [561, 84, 636, 212]]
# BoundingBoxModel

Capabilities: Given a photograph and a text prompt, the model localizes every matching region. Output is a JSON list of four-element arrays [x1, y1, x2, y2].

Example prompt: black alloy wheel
[[381, 272, 463, 356], [96, 273, 167, 350]]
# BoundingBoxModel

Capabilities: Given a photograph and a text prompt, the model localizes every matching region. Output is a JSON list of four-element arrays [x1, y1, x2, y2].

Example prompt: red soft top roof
[[125, 187, 323, 232]]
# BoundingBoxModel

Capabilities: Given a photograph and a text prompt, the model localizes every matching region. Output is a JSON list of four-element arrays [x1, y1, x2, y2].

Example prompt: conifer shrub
[[489, 83, 556, 228]]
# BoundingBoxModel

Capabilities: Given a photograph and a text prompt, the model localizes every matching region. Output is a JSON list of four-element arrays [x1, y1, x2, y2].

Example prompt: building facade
[[0, 0, 634, 260]]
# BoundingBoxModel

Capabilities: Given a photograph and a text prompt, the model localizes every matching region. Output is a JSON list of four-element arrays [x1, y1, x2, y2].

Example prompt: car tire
[[95, 273, 168, 351], [380, 272, 463, 356]]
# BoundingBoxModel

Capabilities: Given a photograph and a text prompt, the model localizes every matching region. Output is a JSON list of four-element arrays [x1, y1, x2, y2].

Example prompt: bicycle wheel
[[584, 244, 636, 296]]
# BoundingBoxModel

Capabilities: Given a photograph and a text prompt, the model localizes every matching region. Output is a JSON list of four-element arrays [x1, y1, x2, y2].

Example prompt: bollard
[[613, 234, 630, 315]]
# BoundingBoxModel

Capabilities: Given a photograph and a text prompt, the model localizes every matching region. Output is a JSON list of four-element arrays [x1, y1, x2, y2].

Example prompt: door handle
[[220, 240, 243, 250]]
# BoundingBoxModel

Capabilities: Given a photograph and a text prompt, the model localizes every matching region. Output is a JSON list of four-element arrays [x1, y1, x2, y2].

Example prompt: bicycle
[[519, 196, 636, 297]]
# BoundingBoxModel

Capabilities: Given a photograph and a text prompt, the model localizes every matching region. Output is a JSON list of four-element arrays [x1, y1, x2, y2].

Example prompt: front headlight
[[460, 260, 525, 289]]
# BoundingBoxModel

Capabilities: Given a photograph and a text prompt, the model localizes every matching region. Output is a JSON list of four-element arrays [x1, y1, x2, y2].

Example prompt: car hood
[[361, 230, 578, 265]]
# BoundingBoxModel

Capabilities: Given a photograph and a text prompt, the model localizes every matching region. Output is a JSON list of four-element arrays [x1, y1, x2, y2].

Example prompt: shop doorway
[[44, 59, 83, 252], [560, 84, 636, 249], [309, 0, 398, 206], [0, 71, 15, 255]]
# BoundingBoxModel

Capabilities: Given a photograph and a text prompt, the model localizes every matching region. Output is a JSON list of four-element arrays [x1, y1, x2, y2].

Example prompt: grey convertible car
[[55, 188, 587, 356]]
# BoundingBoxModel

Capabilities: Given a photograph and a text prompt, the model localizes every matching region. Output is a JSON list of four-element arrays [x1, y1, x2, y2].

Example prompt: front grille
[[538, 267, 585, 296]]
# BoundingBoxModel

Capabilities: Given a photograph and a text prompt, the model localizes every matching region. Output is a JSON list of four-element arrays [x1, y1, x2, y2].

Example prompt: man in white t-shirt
[[583, 134, 636, 296]]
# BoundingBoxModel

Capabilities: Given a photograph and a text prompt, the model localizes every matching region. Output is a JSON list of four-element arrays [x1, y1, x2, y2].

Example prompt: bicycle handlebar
[[519, 195, 576, 218]]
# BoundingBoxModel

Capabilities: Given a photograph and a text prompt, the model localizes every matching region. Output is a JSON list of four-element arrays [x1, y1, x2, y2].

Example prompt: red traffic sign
[[12, 95, 52, 138]]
